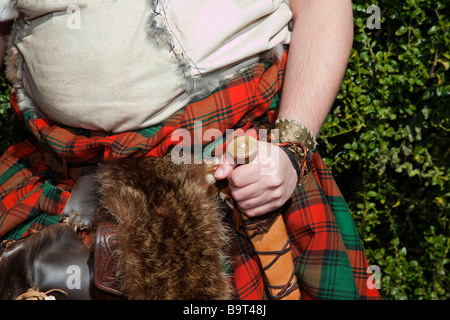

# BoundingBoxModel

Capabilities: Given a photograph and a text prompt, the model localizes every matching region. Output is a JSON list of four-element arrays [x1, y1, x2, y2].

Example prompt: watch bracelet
[[274, 118, 317, 153], [281, 142, 312, 183], [268, 119, 316, 183], [249, 120, 315, 183], [280, 145, 304, 181]]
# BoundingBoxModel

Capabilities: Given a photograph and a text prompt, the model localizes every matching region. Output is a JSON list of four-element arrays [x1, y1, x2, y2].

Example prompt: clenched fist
[[214, 140, 298, 217]]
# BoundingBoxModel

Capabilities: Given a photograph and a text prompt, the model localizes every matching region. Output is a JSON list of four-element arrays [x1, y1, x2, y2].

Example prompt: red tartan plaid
[[0, 54, 380, 299]]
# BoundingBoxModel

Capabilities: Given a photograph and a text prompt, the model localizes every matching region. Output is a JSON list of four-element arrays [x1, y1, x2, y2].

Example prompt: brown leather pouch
[[0, 223, 93, 300], [93, 222, 126, 298]]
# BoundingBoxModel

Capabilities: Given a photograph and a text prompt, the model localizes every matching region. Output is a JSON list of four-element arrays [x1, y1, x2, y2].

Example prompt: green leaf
[[367, 191, 378, 197], [395, 26, 408, 36], [428, 25, 439, 35]]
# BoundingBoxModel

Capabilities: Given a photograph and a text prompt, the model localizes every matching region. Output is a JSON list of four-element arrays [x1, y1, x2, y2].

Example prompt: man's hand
[[214, 141, 298, 218]]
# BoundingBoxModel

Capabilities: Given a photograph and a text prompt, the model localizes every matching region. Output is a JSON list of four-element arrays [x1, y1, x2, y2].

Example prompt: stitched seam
[[158, 0, 202, 76]]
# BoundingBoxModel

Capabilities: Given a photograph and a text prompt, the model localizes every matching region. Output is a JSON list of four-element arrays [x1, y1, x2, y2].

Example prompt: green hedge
[[319, 0, 449, 300], [0, 0, 448, 300]]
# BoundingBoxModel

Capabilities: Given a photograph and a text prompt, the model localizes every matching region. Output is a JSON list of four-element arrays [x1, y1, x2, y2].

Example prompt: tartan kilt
[[0, 54, 380, 300]]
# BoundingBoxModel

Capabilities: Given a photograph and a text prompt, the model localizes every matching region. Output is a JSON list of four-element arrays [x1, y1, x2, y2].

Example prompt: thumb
[[214, 151, 237, 180]]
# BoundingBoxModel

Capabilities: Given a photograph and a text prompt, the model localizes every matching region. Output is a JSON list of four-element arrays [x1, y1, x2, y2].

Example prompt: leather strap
[[240, 211, 301, 300], [94, 222, 126, 298], [15, 288, 68, 300]]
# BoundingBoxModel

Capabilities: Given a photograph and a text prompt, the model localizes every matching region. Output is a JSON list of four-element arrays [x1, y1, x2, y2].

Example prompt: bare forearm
[[0, 21, 13, 69], [278, 0, 354, 137]]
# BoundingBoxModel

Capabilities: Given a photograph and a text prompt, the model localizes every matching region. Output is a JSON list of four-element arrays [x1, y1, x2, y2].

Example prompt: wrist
[[274, 118, 317, 153], [280, 146, 302, 179], [270, 118, 315, 184]]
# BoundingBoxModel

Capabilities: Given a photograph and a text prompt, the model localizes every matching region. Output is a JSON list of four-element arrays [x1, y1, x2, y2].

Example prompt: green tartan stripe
[[326, 195, 363, 251], [39, 181, 66, 215], [0, 188, 43, 238], [317, 250, 361, 299], [0, 160, 30, 191], [135, 123, 164, 138], [3, 213, 60, 240], [295, 249, 359, 299], [313, 166, 364, 251]]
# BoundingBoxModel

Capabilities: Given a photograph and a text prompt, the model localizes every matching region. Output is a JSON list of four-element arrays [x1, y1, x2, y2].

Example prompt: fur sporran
[[94, 155, 233, 300]]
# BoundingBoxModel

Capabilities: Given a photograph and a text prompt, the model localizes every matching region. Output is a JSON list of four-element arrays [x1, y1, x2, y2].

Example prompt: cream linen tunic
[[4, 0, 292, 132]]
